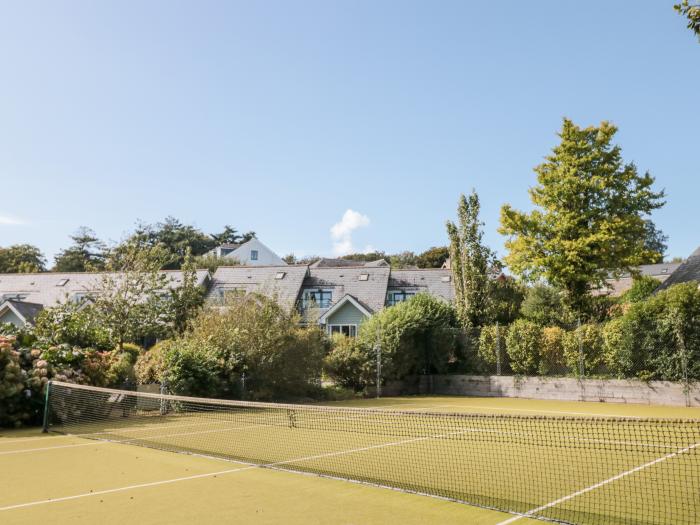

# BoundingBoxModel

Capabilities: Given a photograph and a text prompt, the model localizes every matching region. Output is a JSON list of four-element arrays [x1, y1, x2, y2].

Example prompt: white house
[[206, 238, 287, 266]]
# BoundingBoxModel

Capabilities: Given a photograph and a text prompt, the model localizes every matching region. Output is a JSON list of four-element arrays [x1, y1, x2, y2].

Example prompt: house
[[208, 265, 309, 311], [207, 263, 455, 337], [593, 262, 683, 297], [309, 258, 389, 268], [0, 270, 211, 328], [656, 247, 700, 291], [206, 238, 287, 266]]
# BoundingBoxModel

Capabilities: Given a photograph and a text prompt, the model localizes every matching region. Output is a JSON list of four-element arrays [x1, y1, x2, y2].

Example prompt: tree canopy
[[499, 119, 665, 310], [675, 1, 700, 40], [0, 244, 46, 273], [53, 227, 107, 272]]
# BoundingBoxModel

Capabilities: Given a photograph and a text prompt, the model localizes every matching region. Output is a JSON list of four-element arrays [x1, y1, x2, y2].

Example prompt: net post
[[577, 317, 584, 377], [41, 380, 52, 433]]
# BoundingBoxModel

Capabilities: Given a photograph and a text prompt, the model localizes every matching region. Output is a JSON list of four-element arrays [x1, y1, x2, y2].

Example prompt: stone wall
[[416, 375, 700, 407]]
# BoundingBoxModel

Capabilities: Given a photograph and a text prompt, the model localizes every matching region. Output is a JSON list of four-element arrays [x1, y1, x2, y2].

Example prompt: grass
[[1, 393, 698, 525]]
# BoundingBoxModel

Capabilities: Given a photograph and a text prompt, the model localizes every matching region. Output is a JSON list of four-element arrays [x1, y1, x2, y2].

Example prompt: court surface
[[1, 395, 698, 525]]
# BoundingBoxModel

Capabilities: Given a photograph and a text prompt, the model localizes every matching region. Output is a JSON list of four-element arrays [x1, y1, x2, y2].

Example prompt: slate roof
[[0, 299, 44, 324], [309, 258, 389, 269], [302, 266, 391, 313], [594, 262, 683, 296], [388, 269, 455, 302], [656, 248, 700, 291], [208, 265, 309, 310], [0, 270, 211, 308]]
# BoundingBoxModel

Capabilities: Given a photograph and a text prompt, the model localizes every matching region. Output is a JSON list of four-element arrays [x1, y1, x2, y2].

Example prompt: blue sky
[[0, 1, 698, 263]]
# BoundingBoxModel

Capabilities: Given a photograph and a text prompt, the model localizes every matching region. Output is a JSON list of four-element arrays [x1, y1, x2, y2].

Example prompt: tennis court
[[1, 385, 698, 525]]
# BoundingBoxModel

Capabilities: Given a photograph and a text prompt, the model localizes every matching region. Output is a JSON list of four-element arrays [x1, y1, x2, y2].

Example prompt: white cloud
[[363, 244, 376, 254], [0, 215, 25, 226], [331, 209, 370, 256]]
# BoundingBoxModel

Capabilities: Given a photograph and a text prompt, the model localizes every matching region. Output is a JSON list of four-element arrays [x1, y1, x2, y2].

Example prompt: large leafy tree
[[416, 246, 450, 268], [446, 191, 498, 330], [53, 227, 107, 272], [499, 119, 665, 310], [0, 244, 46, 273], [675, 1, 700, 40]]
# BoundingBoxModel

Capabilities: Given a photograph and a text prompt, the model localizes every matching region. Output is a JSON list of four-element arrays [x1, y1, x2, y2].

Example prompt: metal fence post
[[577, 318, 585, 377], [376, 325, 382, 398], [496, 322, 502, 376], [41, 381, 52, 433]]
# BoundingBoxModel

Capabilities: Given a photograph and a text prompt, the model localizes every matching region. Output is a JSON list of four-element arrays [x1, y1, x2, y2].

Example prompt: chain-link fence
[[471, 319, 698, 387]]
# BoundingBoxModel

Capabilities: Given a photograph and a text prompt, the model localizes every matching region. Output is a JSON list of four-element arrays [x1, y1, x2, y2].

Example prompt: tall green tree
[[169, 250, 206, 334], [446, 191, 497, 329], [210, 226, 256, 245], [0, 244, 46, 273], [675, 1, 700, 40], [499, 119, 665, 310], [53, 227, 107, 272]]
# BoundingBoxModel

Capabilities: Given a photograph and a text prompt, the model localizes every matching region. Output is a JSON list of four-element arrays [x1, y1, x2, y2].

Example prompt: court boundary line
[[494, 441, 700, 525]]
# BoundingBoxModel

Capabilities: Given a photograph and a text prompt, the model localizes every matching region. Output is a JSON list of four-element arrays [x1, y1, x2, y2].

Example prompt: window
[[216, 288, 244, 304], [56, 278, 69, 287], [358, 273, 369, 281], [386, 290, 416, 306], [2, 293, 27, 302], [275, 271, 286, 280], [220, 248, 234, 256], [302, 289, 332, 309], [440, 275, 451, 282], [329, 324, 357, 337], [250, 250, 259, 261]]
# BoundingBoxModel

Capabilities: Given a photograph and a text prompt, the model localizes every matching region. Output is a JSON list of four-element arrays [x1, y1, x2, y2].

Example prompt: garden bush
[[539, 326, 566, 375], [135, 340, 171, 384], [602, 317, 635, 378], [477, 324, 508, 370], [323, 334, 373, 391], [162, 339, 222, 397], [358, 294, 460, 380], [505, 319, 542, 375], [562, 323, 604, 376]]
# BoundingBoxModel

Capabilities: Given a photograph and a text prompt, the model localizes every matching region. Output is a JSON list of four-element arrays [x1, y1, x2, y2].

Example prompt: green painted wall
[[325, 300, 368, 326]]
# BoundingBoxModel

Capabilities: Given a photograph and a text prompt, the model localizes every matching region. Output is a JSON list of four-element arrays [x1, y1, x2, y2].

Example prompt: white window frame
[[328, 324, 357, 337]]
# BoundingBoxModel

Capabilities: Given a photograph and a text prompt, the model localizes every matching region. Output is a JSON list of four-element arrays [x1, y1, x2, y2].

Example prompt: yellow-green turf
[[1, 396, 698, 525]]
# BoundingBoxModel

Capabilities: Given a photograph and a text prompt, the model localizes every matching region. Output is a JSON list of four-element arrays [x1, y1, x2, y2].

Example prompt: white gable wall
[[230, 239, 287, 266]]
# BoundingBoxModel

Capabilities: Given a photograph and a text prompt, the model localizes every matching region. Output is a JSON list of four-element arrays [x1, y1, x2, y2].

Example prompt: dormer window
[[386, 290, 416, 306], [302, 289, 332, 309]]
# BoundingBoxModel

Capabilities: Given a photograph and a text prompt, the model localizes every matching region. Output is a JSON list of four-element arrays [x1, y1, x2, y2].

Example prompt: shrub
[[324, 334, 373, 391], [0, 336, 26, 427], [563, 324, 604, 376], [602, 317, 635, 378], [162, 339, 221, 397], [106, 343, 142, 386], [539, 326, 566, 375], [477, 324, 508, 370], [135, 340, 171, 384], [505, 320, 542, 375], [176, 294, 327, 400], [34, 302, 111, 350], [520, 285, 572, 326], [620, 275, 660, 304], [358, 294, 460, 380], [611, 283, 700, 381]]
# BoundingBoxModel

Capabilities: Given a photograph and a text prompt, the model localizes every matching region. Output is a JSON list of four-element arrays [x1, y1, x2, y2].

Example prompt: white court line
[[380, 403, 643, 419], [0, 442, 109, 456], [494, 442, 700, 525], [0, 426, 473, 512], [0, 435, 75, 445]]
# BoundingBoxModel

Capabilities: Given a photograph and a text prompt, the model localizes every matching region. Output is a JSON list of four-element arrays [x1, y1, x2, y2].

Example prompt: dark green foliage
[[620, 276, 660, 304], [491, 278, 526, 324], [162, 340, 222, 397], [323, 334, 374, 391], [169, 294, 327, 400], [53, 227, 107, 272], [505, 319, 542, 375], [210, 226, 255, 245], [359, 294, 461, 380], [447, 190, 498, 329], [0, 244, 46, 273], [416, 246, 450, 269], [520, 285, 571, 326], [604, 283, 700, 381], [34, 302, 112, 350]]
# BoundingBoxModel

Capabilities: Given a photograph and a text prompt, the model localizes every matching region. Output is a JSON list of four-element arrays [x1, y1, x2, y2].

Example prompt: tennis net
[[44, 380, 699, 525]]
